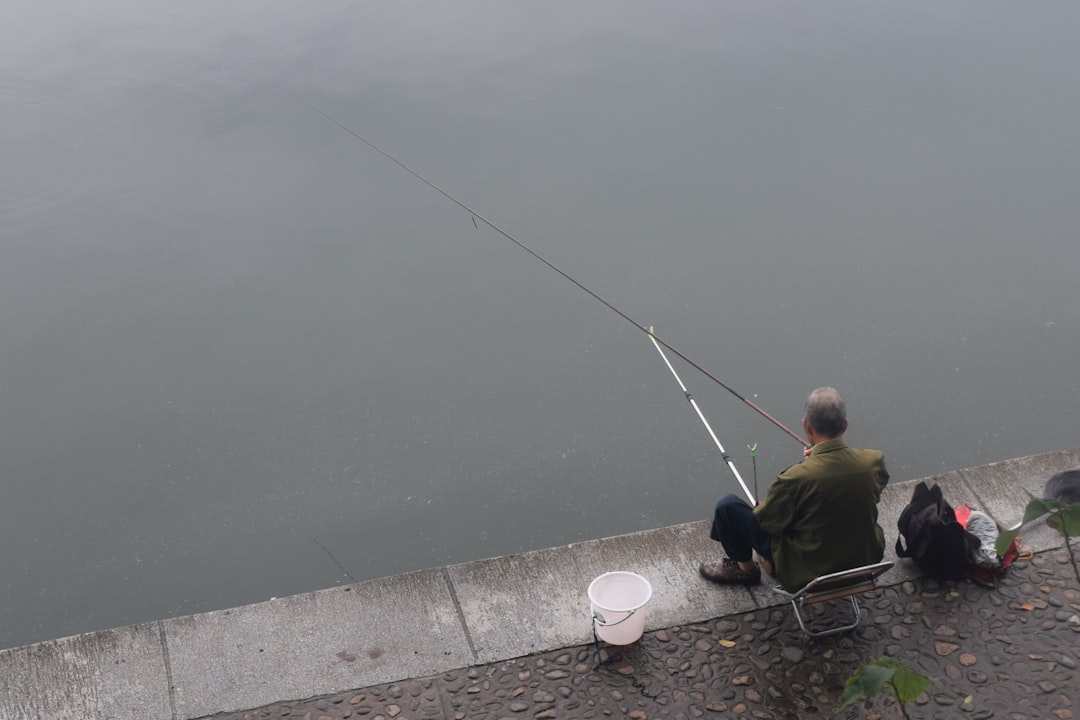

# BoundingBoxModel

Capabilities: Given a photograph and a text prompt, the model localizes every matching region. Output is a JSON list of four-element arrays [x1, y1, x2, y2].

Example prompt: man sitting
[[699, 387, 889, 591]]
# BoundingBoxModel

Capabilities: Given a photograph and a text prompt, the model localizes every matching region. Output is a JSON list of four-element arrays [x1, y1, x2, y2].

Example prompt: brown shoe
[[699, 558, 761, 586]]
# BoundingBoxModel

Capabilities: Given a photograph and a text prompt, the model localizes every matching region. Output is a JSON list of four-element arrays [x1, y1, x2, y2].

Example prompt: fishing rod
[[748, 443, 759, 504], [647, 328, 755, 504], [273, 83, 808, 449]]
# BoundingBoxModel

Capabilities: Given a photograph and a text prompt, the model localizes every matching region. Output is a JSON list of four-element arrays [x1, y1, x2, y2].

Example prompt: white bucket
[[588, 571, 653, 645]]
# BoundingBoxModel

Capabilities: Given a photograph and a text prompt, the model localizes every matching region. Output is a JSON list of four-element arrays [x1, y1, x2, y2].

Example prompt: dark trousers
[[710, 494, 774, 565]]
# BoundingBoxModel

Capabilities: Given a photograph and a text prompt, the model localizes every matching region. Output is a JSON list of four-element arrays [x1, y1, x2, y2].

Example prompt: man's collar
[[809, 437, 848, 455]]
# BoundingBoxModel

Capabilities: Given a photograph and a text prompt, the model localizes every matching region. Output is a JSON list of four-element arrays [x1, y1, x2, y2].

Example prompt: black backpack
[[895, 481, 979, 581]]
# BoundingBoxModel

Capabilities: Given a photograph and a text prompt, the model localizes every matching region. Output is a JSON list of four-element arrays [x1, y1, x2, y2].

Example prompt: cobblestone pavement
[[202, 549, 1079, 720]]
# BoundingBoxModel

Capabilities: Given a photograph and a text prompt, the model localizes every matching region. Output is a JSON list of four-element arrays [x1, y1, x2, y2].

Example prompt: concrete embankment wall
[[3, 448, 1078, 720]]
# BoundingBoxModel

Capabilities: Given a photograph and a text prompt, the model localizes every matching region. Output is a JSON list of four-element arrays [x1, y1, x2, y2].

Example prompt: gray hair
[[804, 387, 847, 438]]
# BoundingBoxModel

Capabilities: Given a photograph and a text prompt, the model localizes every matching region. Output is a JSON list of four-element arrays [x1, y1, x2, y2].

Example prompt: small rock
[[781, 647, 804, 663], [749, 655, 771, 671]]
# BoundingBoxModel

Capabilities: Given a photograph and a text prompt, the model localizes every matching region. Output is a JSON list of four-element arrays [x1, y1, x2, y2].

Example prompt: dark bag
[[895, 481, 979, 581]]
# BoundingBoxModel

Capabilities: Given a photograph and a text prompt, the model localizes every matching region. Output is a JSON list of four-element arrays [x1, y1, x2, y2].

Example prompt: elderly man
[[699, 387, 889, 591]]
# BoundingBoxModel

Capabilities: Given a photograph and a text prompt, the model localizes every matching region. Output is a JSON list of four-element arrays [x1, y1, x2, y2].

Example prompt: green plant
[[996, 493, 1080, 586], [838, 658, 932, 719]]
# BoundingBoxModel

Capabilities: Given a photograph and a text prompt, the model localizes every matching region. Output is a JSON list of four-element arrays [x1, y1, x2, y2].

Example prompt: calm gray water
[[2, 1, 1078, 650]]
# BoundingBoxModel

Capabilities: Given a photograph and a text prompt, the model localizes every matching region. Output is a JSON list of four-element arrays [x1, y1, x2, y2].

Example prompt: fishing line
[[311, 537, 357, 583], [273, 83, 807, 448]]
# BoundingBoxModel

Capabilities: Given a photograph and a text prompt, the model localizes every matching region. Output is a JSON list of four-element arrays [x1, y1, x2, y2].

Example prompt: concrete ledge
[[0, 622, 171, 720], [164, 569, 472, 720], [3, 448, 1078, 720], [448, 518, 763, 665]]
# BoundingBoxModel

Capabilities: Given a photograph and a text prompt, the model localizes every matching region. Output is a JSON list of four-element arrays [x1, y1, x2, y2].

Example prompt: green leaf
[[996, 528, 1020, 556], [889, 666, 933, 702], [999, 495, 1072, 554], [838, 661, 896, 709], [1053, 505, 1080, 536], [1023, 495, 1062, 522]]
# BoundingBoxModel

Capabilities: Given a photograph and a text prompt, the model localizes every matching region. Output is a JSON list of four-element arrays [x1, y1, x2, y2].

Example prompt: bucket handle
[[591, 609, 642, 667], [592, 608, 637, 628]]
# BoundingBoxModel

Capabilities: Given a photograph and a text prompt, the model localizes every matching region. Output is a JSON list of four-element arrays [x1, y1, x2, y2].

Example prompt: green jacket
[[754, 438, 889, 592]]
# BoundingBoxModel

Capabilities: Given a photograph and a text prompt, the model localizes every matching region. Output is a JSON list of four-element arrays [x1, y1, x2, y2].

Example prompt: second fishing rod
[[274, 84, 809, 454]]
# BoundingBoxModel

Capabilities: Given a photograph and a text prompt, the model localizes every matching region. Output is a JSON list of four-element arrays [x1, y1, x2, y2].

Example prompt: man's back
[[755, 437, 889, 591]]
